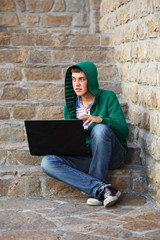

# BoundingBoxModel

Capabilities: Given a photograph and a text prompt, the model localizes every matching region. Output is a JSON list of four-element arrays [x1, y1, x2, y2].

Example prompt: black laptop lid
[[25, 119, 88, 156]]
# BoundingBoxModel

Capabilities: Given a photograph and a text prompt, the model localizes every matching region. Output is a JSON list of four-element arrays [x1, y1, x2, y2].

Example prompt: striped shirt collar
[[76, 96, 95, 108]]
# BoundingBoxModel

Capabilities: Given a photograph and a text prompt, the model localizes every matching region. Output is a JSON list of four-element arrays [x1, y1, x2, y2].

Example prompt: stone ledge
[[0, 141, 142, 166], [0, 164, 147, 198]]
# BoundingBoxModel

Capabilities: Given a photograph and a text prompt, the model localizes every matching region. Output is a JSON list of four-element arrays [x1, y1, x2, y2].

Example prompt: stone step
[[0, 164, 147, 198], [0, 140, 142, 166], [0, 33, 104, 48]]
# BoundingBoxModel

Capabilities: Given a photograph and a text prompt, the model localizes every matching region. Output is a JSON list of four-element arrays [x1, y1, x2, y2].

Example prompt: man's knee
[[41, 156, 49, 172], [91, 124, 113, 140]]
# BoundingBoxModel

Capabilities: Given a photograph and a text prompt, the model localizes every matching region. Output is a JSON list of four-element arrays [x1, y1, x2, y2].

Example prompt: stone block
[[15, 0, 26, 12], [70, 35, 99, 46], [41, 15, 71, 27], [0, 68, 22, 81], [0, 13, 19, 27], [139, 88, 152, 108], [126, 121, 135, 142], [111, 26, 124, 45], [0, 50, 27, 63], [118, 7, 129, 24], [7, 149, 41, 165], [137, 21, 148, 40], [142, 111, 150, 131], [146, 18, 157, 38], [126, 143, 142, 165], [53, 48, 74, 63], [19, 14, 39, 27], [115, 47, 123, 63], [11, 34, 35, 46], [28, 50, 51, 64], [150, 136, 160, 161], [100, 0, 110, 16], [98, 65, 117, 81], [6, 178, 26, 197], [0, 35, 10, 46], [108, 168, 131, 193], [120, 101, 128, 118], [150, 112, 160, 137], [146, 65, 157, 86], [131, 169, 147, 194], [0, 0, 15, 11], [73, 48, 108, 63], [36, 34, 66, 46], [44, 177, 83, 197], [53, 0, 65, 12], [129, 105, 142, 128], [124, 84, 138, 104], [151, 90, 158, 109], [65, 0, 84, 12], [92, 0, 101, 10], [141, 0, 149, 17], [0, 179, 11, 196], [1, 87, 27, 100], [72, 13, 88, 27], [154, 42, 160, 62], [36, 106, 63, 119], [27, 0, 55, 12], [138, 43, 149, 62], [99, 81, 122, 95], [28, 86, 62, 99], [0, 127, 24, 143], [8, 150, 41, 165], [12, 105, 35, 119], [26, 176, 42, 197], [152, 162, 160, 185], [101, 36, 110, 46], [6, 176, 42, 197], [24, 66, 61, 81], [156, 189, 160, 204], [0, 107, 10, 120], [0, 150, 7, 165], [0, 231, 58, 240]]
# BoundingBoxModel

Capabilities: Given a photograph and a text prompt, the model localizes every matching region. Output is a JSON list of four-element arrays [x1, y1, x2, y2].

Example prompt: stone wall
[[0, 0, 125, 197], [100, 0, 160, 203], [0, 0, 101, 34]]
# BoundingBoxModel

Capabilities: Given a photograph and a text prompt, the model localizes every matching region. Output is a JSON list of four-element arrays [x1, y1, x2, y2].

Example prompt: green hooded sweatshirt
[[64, 61, 129, 152]]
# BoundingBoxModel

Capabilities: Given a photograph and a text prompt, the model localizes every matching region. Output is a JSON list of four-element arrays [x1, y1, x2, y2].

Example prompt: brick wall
[[100, 0, 160, 203]]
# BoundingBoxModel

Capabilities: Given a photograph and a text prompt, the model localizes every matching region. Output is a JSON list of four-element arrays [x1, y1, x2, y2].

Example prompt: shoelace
[[97, 184, 111, 201]]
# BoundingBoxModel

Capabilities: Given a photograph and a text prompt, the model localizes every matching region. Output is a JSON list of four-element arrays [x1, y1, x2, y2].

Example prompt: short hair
[[71, 66, 82, 73]]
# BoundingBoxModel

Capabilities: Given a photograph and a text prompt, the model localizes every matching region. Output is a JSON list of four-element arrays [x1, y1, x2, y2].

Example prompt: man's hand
[[79, 114, 102, 127]]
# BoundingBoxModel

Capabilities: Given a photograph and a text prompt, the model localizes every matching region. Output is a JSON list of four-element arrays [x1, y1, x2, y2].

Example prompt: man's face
[[72, 71, 89, 97]]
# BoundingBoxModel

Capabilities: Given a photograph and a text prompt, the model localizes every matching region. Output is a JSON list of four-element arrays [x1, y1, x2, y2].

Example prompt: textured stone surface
[[1, 0, 159, 205], [100, 0, 160, 203], [0, 196, 160, 240]]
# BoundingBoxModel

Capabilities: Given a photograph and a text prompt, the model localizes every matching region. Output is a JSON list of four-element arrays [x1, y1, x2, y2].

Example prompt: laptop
[[25, 119, 88, 156]]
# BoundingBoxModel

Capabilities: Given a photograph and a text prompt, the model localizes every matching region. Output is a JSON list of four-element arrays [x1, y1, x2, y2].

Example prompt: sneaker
[[96, 184, 121, 208], [87, 197, 103, 206]]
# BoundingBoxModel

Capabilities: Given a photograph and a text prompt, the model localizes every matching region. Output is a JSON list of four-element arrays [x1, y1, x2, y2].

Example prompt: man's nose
[[75, 79, 81, 85]]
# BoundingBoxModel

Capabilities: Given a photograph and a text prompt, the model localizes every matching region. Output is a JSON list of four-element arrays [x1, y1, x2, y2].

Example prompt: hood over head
[[65, 61, 99, 119]]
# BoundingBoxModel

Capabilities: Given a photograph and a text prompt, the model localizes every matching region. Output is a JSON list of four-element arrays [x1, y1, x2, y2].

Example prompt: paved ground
[[0, 195, 160, 240]]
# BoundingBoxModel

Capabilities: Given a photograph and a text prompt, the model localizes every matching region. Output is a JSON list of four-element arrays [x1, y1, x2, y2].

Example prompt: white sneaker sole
[[87, 198, 103, 206]]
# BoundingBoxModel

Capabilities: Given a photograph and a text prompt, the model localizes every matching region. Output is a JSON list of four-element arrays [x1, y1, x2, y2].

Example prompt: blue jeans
[[41, 124, 126, 198]]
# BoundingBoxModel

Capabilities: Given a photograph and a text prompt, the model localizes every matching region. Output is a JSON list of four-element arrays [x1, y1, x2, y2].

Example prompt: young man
[[41, 61, 129, 208]]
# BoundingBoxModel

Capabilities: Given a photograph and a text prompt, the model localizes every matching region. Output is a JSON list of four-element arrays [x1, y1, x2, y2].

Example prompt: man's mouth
[[75, 88, 82, 91]]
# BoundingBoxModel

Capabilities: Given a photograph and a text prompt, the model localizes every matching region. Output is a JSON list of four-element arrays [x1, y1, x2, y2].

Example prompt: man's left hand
[[79, 114, 102, 127]]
